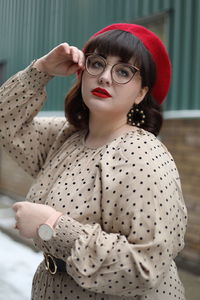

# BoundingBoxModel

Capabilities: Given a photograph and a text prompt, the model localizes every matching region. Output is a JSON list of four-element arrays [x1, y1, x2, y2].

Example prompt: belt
[[43, 253, 66, 274]]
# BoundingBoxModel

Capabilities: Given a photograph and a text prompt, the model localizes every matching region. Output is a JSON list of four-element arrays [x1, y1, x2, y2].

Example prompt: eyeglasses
[[85, 54, 140, 84]]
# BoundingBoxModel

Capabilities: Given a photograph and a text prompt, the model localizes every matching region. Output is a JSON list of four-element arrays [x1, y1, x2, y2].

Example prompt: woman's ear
[[135, 86, 149, 104]]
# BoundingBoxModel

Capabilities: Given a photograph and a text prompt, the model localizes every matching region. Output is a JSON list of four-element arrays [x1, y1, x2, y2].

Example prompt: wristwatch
[[38, 211, 63, 241]]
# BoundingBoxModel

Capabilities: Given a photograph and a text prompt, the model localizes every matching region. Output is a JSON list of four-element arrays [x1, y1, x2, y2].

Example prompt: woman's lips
[[91, 87, 112, 98]]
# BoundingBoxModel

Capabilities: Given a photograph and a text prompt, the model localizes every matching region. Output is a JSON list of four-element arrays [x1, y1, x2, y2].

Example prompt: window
[[135, 11, 170, 47]]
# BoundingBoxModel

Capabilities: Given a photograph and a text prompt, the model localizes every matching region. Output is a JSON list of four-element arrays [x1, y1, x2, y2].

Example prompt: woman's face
[[81, 55, 148, 122]]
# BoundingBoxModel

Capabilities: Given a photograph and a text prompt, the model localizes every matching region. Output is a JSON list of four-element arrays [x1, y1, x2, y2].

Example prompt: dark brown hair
[[64, 30, 163, 136]]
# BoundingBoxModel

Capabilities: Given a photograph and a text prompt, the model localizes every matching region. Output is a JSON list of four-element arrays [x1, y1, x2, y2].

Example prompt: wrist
[[33, 57, 48, 73], [45, 211, 63, 228], [38, 211, 63, 241]]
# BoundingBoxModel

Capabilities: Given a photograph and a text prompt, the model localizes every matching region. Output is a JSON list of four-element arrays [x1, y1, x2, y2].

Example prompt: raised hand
[[33, 43, 85, 77]]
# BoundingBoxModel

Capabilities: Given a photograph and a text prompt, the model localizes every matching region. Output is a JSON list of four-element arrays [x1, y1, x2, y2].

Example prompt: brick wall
[[0, 149, 33, 199], [161, 118, 200, 271], [0, 118, 200, 270]]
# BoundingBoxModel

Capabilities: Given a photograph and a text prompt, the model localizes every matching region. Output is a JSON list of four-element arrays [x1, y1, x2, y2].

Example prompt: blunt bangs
[[84, 30, 144, 66]]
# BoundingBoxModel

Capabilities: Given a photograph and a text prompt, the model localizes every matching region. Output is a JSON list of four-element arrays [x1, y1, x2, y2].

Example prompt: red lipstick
[[91, 87, 112, 98]]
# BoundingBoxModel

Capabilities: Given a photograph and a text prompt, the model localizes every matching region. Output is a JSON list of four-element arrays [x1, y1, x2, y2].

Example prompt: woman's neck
[[85, 115, 135, 148]]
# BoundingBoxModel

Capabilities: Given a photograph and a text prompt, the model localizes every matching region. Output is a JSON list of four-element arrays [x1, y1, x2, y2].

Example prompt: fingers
[[69, 46, 85, 69], [12, 206, 19, 230], [69, 46, 79, 63], [78, 49, 85, 69], [57, 43, 84, 66], [56, 42, 71, 56], [12, 202, 24, 232], [12, 202, 22, 212], [12, 202, 24, 229]]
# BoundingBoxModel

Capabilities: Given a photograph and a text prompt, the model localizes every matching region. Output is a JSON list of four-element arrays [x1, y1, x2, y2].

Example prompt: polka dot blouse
[[0, 63, 187, 300]]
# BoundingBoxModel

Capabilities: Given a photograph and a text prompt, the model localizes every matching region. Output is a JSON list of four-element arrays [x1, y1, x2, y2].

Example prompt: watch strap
[[45, 211, 63, 228]]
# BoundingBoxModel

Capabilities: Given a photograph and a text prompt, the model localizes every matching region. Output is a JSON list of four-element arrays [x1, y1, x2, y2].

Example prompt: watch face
[[38, 224, 53, 241]]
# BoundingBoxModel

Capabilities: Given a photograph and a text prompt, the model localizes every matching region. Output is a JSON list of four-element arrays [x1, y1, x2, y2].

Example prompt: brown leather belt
[[43, 253, 66, 274]]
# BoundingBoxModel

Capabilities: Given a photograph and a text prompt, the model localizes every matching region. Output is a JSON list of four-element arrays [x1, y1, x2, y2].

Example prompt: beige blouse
[[0, 63, 187, 300]]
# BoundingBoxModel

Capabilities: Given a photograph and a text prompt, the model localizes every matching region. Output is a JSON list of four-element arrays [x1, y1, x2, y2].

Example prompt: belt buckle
[[43, 253, 57, 275]]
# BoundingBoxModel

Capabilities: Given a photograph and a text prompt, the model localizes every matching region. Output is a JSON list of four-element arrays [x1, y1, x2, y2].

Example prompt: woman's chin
[[86, 98, 114, 113]]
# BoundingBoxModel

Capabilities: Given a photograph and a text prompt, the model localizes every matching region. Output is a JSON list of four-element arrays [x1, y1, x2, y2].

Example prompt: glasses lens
[[112, 64, 136, 84], [86, 55, 105, 76]]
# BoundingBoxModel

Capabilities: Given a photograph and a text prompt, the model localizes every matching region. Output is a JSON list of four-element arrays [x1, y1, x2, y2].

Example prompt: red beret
[[89, 23, 171, 104]]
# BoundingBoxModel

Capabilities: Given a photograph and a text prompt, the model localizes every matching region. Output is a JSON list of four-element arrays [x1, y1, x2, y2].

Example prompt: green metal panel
[[181, 0, 192, 110], [193, 0, 200, 110], [167, 0, 182, 111], [0, 0, 199, 113]]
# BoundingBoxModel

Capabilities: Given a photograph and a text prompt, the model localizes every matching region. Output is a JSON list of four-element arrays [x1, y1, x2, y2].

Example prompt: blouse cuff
[[36, 215, 88, 259], [18, 60, 53, 91], [55, 215, 86, 249]]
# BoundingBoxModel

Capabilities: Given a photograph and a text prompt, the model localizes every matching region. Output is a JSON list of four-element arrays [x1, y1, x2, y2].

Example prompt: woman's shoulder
[[102, 128, 175, 169], [109, 128, 164, 155], [120, 128, 171, 154]]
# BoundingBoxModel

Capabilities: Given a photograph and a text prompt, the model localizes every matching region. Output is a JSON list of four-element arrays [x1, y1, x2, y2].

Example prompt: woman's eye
[[91, 60, 104, 69], [116, 68, 130, 77]]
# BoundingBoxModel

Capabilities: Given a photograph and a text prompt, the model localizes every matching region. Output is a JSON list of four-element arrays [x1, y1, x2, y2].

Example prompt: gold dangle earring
[[127, 104, 146, 127]]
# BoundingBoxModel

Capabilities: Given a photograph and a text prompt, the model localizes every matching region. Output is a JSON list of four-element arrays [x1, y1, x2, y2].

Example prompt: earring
[[77, 114, 82, 120], [76, 100, 88, 121], [127, 104, 146, 127]]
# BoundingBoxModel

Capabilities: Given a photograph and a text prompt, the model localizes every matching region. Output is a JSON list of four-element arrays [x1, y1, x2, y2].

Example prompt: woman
[[0, 23, 187, 300]]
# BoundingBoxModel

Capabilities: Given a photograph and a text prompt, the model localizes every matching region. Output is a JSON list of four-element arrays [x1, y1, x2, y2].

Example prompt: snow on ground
[[0, 231, 42, 300]]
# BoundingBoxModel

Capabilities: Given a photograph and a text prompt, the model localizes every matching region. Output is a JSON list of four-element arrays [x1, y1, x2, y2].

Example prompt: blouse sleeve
[[35, 136, 187, 297], [0, 62, 68, 177]]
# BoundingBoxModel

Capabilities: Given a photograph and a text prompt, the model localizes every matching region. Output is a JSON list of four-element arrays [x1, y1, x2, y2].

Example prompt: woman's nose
[[98, 67, 112, 85]]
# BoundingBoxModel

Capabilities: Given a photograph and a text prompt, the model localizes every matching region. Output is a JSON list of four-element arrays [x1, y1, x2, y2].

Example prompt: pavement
[[0, 194, 199, 300], [0, 230, 42, 300]]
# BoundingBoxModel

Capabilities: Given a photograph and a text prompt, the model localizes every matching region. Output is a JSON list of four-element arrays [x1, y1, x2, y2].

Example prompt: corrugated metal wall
[[0, 0, 199, 112]]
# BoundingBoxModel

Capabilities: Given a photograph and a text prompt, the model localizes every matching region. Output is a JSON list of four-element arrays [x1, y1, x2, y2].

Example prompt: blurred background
[[0, 0, 199, 299]]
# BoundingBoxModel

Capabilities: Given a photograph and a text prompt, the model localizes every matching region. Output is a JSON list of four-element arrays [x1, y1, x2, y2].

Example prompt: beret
[[89, 23, 171, 104]]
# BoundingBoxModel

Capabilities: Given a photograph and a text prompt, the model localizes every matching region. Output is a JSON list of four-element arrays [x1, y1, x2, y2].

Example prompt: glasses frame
[[85, 53, 140, 85]]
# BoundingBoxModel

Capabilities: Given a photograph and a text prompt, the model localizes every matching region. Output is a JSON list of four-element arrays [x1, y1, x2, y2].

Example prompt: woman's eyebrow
[[95, 52, 106, 59], [100, 54, 125, 63]]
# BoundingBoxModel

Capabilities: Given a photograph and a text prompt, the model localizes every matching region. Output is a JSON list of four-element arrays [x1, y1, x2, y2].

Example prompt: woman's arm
[[0, 63, 66, 177], [0, 44, 85, 177]]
